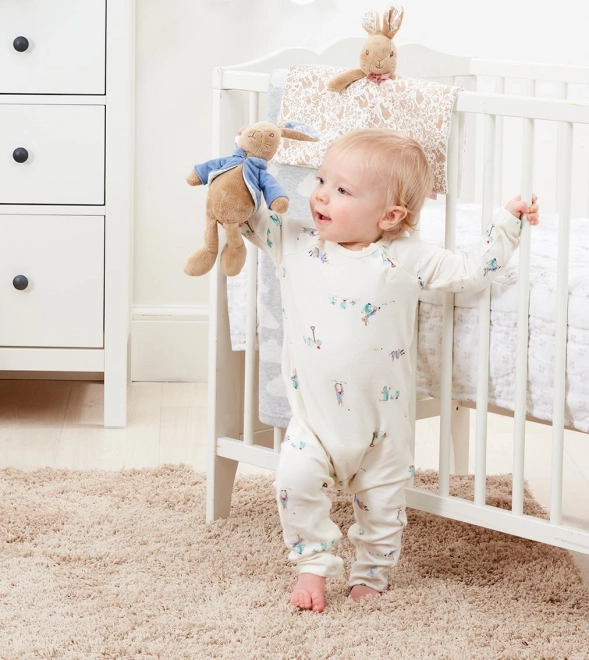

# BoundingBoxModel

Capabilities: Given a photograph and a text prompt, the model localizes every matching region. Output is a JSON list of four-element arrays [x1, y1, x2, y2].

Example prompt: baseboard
[[0, 372, 103, 381], [131, 305, 209, 382]]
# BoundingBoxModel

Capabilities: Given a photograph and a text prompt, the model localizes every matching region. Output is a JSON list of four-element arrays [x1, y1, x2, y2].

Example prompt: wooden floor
[[1, 379, 588, 583]]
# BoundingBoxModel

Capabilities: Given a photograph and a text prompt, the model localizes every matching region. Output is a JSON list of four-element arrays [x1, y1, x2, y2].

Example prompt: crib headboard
[[211, 39, 589, 217]]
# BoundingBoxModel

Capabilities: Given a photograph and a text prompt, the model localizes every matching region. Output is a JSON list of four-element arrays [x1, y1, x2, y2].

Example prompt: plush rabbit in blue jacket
[[185, 121, 317, 277]]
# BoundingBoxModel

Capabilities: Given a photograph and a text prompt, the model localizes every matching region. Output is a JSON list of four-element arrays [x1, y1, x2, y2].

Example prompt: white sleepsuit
[[243, 206, 522, 591]]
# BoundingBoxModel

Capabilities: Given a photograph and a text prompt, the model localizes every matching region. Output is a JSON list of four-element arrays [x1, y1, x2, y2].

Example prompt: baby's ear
[[380, 206, 407, 231]]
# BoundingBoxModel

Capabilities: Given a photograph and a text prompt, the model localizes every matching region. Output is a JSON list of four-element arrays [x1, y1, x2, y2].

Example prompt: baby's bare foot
[[349, 584, 382, 602], [291, 573, 326, 612]]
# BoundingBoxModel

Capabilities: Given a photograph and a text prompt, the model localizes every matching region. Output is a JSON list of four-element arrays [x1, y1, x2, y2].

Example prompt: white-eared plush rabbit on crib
[[328, 5, 404, 92]]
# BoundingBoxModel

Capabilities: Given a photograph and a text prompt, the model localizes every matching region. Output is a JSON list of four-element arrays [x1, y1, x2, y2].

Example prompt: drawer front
[[0, 105, 105, 205], [0, 215, 104, 348], [0, 0, 106, 94]]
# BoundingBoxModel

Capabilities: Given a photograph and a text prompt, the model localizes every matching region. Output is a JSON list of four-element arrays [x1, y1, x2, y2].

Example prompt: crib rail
[[206, 48, 589, 555]]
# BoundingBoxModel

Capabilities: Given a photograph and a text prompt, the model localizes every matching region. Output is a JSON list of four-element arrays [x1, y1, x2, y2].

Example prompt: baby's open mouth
[[316, 213, 331, 223]]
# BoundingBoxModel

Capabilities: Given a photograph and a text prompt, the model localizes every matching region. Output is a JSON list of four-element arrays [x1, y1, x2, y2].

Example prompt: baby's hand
[[505, 195, 539, 225]]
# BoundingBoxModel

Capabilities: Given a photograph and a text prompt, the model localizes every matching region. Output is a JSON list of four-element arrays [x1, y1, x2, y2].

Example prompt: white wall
[[264, 0, 589, 66], [131, 0, 589, 383]]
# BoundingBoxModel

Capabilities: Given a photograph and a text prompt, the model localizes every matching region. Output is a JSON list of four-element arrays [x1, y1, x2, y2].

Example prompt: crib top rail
[[213, 39, 589, 91], [471, 59, 589, 85]]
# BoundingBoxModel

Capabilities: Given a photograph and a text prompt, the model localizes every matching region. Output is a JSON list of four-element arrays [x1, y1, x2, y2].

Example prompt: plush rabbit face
[[327, 5, 405, 92], [359, 5, 404, 80], [360, 33, 398, 77], [238, 120, 317, 161], [238, 121, 283, 161]]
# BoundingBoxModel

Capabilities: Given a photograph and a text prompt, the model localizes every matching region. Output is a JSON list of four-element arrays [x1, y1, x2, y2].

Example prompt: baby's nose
[[314, 187, 328, 202]]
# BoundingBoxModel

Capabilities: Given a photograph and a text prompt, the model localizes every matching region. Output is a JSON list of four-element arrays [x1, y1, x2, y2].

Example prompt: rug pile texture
[[1, 465, 588, 659]]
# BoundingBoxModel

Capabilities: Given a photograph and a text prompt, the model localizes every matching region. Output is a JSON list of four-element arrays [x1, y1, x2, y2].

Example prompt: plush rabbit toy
[[184, 121, 317, 277], [328, 5, 404, 93]]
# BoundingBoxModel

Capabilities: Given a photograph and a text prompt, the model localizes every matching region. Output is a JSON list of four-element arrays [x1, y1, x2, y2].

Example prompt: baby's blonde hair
[[325, 129, 433, 236]]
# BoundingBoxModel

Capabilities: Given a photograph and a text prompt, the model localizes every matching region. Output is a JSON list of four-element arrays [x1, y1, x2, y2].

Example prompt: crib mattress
[[228, 203, 589, 434]]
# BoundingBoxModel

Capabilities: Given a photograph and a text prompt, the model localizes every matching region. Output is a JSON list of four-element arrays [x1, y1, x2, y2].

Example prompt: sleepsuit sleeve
[[240, 205, 314, 268], [391, 207, 522, 294], [240, 205, 285, 267]]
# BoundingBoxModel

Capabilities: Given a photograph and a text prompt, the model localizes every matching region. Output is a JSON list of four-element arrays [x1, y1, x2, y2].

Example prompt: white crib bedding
[[417, 203, 589, 433], [227, 203, 589, 433]]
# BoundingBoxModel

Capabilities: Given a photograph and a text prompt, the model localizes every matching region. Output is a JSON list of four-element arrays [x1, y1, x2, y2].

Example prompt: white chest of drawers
[[0, 0, 135, 428]]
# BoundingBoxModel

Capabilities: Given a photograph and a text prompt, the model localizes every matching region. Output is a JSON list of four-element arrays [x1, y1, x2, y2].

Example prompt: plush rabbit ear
[[280, 120, 319, 140], [382, 5, 404, 38], [361, 10, 380, 35], [280, 126, 318, 142]]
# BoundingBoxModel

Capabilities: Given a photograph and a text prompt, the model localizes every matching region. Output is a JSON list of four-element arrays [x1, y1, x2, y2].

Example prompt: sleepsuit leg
[[274, 418, 344, 578], [347, 432, 414, 592]]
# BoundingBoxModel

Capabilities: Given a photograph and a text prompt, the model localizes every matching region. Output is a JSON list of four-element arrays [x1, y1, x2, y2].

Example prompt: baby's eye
[[337, 187, 348, 195], [316, 176, 325, 184]]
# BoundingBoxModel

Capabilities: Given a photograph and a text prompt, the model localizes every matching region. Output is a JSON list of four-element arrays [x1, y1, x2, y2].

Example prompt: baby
[[242, 128, 539, 612]]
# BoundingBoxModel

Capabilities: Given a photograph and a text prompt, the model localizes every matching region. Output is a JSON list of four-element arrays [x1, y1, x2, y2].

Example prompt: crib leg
[[450, 404, 470, 475], [206, 454, 239, 523]]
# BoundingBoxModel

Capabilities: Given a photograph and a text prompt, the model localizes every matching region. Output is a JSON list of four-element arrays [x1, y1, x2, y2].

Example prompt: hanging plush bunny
[[328, 5, 404, 93], [184, 121, 317, 277]]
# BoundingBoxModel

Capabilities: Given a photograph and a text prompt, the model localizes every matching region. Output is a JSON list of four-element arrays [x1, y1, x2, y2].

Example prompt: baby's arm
[[398, 196, 539, 294]]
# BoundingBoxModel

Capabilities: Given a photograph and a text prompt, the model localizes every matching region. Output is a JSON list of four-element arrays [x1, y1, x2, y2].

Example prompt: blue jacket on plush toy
[[193, 147, 287, 213], [184, 121, 317, 278]]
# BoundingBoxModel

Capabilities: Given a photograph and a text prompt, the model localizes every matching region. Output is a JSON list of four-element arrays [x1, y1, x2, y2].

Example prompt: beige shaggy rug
[[1, 466, 588, 660]]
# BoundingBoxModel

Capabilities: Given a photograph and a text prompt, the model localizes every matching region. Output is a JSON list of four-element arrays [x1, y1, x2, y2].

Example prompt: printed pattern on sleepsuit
[[243, 205, 522, 588]]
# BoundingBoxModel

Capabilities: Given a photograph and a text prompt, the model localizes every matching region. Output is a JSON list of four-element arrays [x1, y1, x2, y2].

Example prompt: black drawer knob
[[13, 275, 29, 291], [13, 148, 29, 163], [13, 36, 30, 52]]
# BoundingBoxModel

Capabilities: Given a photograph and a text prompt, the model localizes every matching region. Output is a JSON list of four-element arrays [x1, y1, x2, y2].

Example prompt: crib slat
[[453, 75, 477, 202], [242, 241, 259, 446], [248, 91, 260, 123], [474, 115, 496, 506], [550, 121, 573, 525], [242, 91, 262, 447], [512, 80, 536, 516], [409, 314, 418, 471], [555, 83, 569, 212], [439, 111, 460, 497], [273, 427, 284, 453], [493, 78, 505, 207], [207, 89, 245, 522]]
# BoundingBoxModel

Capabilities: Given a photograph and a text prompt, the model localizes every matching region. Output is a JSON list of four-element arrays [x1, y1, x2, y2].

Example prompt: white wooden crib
[[204, 38, 589, 556]]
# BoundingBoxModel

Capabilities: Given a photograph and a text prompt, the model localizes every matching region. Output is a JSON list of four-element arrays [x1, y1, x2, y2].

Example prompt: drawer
[[0, 0, 106, 94], [0, 215, 104, 348], [0, 105, 105, 205]]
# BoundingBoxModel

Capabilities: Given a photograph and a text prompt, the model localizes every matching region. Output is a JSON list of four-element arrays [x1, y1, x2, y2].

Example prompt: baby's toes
[[291, 588, 312, 610], [310, 590, 325, 612]]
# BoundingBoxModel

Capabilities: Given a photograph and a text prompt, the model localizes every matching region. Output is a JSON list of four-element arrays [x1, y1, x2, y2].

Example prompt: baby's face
[[310, 148, 388, 251]]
